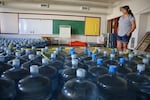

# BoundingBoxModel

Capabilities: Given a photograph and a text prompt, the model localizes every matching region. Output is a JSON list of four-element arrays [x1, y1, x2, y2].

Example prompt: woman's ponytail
[[121, 5, 134, 17]]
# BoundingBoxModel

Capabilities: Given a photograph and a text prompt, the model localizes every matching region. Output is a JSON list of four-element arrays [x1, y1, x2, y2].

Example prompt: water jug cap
[[142, 58, 149, 64], [30, 65, 39, 74], [41, 48, 45, 52], [25, 49, 30, 54], [28, 54, 35, 60], [6, 49, 11, 55], [110, 54, 115, 58], [54, 50, 58, 55], [12, 59, 20, 67], [128, 54, 134, 59], [119, 58, 125, 64], [88, 51, 92, 57], [137, 64, 145, 72], [134, 51, 138, 56], [72, 59, 78, 66], [42, 58, 49, 65], [109, 65, 117, 73], [97, 59, 103, 65], [111, 49, 115, 53], [51, 53, 56, 59], [76, 68, 86, 78], [32, 46, 35, 50], [36, 51, 41, 56], [146, 54, 150, 59], [21, 48, 24, 51], [84, 47, 88, 54], [92, 54, 96, 60], [103, 51, 107, 55], [71, 54, 77, 59], [45, 46, 48, 50], [97, 48, 101, 53], [119, 51, 123, 55], [15, 52, 21, 58]]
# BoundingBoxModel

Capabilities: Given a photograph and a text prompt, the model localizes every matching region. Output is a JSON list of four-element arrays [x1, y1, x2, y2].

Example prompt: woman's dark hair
[[121, 5, 134, 17]]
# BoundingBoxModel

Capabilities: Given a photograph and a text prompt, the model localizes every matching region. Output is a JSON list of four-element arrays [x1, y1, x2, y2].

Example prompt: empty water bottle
[[104, 54, 118, 68], [88, 59, 108, 82], [61, 68, 99, 100], [1, 59, 29, 86], [97, 65, 128, 100], [0, 78, 16, 100], [17, 65, 51, 100], [117, 58, 132, 77], [126, 64, 150, 100]]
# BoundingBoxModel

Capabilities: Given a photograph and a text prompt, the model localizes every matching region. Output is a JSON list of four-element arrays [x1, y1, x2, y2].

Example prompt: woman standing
[[117, 5, 136, 51]]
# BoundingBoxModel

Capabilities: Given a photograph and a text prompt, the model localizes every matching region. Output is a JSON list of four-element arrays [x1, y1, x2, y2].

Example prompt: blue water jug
[[17, 65, 51, 100], [97, 65, 128, 100], [0, 78, 16, 100], [61, 68, 99, 100]]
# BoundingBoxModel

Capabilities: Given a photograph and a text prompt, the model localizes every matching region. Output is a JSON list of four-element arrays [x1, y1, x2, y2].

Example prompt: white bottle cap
[[15, 52, 21, 58], [137, 64, 145, 72], [25, 49, 30, 54], [30, 65, 39, 74], [54, 51, 58, 55], [41, 48, 45, 52], [28, 54, 35, 60], [76, 68, 86, 78], [32, 46, 35, 50], [119, 51, 123, 55], [134, 51, 138, 56], [12, 59, 20, 67], [42, 58, 49, 65], [97, 48, 101, 53], [72, 59, 78, 66], [128, 54, 134, 59], [6, 49, 11, 55], [146, 54, 150, 59], [104, 51, 107, 54], [142, 58, 149, 64], [71, 54, 77, 59], [21, 48, 24, 51], [110, 54, 115, 59], [45, 47, 48, 51], [36, 51, 41, 56], [51, 53, 56, 59]]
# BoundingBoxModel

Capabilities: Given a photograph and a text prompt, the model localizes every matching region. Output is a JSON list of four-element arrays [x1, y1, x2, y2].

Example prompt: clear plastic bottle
[[61, 68, 99, 100], [97, 65, 128, 100], [117, 58, 132, 77], [103, 54, 118, 68], [1, 59, 29, 86], [88, 59, 108, 82], [126, 64, 150, 100], [0, 78, 16, 100], [39, 58, 58, 92], [17, 65, 51, 100]]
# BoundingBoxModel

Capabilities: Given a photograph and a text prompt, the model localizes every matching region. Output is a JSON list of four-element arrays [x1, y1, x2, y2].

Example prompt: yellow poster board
[[85, 17, 100, 35]]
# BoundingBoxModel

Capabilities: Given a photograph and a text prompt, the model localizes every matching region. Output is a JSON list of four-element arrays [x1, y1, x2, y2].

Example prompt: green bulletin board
[[53, 20, 85, 35]]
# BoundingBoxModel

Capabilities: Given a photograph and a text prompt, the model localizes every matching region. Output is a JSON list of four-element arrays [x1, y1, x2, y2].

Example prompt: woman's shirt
[[118, 15, 135, 36]]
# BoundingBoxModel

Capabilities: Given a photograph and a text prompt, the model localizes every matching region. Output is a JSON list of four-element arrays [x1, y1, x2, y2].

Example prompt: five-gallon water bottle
[[0, 78, 16, 100], [117, 58, 132, 77], [97, 65, 128, 100], [61, 59, 79, 84], [65, 54, 88, 71], [22, 54, 42, 70], [88, 59, 108, 82], [39, 58, 58, 92], [100, 50, 109, 61], [61, 68, 99, 100], [142, 58, 150, 76], [0, 56, 12, 75], [125, 54, 138, 72], [82, 50, 93, 63], [34, 51, 43, 63], [104, 54, 118, 68], [17, 65, 51, 100], [126, 64, 150, 100], [78, 47, 88, 57], [1, 59, 29, 86], [85, 53, 97, 69], [21, 49, 31, 61]]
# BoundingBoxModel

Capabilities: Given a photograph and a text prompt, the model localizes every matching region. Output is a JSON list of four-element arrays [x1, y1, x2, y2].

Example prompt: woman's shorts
[[117, 34, 131, 43]]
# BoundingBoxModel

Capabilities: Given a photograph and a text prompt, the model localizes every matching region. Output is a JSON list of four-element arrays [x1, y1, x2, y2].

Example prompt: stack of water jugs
[[0, 40, 150, 100]]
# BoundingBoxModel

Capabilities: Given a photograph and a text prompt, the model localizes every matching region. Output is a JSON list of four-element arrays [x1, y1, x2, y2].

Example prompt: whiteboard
[[0, 13, 18, 33], [59, 25, 71, 38], [19, 19, 53, 34]]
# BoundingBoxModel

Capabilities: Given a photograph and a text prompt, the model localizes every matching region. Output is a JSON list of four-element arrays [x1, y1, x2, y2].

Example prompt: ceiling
[[2, 0, 123, 8]]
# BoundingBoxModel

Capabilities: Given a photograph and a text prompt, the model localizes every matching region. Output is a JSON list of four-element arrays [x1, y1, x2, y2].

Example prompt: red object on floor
[[68, 41, 87, 46]]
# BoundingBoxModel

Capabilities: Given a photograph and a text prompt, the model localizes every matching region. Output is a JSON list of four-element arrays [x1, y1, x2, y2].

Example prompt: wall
[[107, 0, 150, 49], [0, 8, 107, 44], [146, 14, 150, 32]]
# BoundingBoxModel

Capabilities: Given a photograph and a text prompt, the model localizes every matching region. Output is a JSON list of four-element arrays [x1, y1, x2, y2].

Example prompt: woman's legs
[[117, 41, 123, 51], [123, 42, 128, 51]]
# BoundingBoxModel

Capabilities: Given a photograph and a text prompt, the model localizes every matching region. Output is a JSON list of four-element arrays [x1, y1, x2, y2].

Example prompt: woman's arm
[[127, 20, 136, 36]]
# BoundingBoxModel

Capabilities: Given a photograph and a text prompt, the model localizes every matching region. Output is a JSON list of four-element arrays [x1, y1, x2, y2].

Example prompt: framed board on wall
[[85, 17, 101, 36]]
